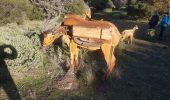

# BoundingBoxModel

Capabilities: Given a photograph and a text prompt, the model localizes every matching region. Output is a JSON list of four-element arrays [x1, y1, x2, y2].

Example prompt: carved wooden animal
[[121, 25, 138, 44], [42, 16, 121, 79]]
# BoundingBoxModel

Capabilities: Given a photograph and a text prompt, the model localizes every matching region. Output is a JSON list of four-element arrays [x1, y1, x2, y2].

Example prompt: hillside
[[0, 9, 170, 99]]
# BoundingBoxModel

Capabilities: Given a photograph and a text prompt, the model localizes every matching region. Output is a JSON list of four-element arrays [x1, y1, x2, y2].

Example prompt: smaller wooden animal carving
[[121, 25, 138, 44]]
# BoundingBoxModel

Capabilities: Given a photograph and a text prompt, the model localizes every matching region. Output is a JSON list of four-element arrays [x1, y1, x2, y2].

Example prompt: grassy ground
[[1, 9, 170, 100], [91, 9, 170, 100], [43, 10, 170, 100]]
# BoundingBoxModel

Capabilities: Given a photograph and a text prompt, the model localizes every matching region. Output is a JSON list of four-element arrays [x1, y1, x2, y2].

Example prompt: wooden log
[[72, 25, 112, 40]]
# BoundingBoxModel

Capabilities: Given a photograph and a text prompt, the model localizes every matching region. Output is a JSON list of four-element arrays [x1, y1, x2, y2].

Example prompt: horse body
[[42, 16, 121, 79]]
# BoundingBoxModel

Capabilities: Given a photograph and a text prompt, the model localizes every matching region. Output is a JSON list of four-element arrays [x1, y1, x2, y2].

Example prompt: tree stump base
[[53, 69, 78, 90]]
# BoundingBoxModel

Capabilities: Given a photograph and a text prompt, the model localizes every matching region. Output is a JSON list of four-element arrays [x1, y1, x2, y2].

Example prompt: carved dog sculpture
[[121, 25, 138, 44]]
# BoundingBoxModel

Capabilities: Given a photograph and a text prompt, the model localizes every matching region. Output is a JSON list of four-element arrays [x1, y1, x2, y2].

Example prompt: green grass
[[0, 0, 44, 26]]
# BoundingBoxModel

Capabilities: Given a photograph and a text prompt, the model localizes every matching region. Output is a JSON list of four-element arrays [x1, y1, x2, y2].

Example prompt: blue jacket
[[160, 15, 170, 27]]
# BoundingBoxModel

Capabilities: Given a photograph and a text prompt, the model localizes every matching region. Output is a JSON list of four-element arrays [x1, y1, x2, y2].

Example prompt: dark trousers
[[149, 23, 157, 29], [159, 26, 166, 38]]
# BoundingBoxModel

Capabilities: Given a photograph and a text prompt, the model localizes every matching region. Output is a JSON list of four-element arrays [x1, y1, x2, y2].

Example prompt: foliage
[[88, 0, 108, 10], [125, 0, 170, 18], [147, 29, 156, 37], [127, 0, 137, 5], [127, 0, 170, 17], [113, 0, 128, 8], [127, 2, 153, 18], [30, 0, 87, 31], [26, 5, 44, 20], [137, 0, 170, 14], [107, 0, 116, 8], [30, 0, 86, 18], [65, 0, 86, 15], [0, 22, 44, 71], [0, 21, 67, 99], [151, 0, 170, 13], [0, 0, 44, 26], [30, 0, 66, 18]]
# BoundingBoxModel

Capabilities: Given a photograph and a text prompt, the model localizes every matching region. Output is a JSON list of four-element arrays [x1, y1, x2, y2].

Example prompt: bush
[[0, 22, 44, 71], [147, 29, 156, 37], [113, 0, 128, 8], [89, 0, 108, 10], [127, 2, 153, 18], [127, 0, 137, 5], [65, 0, 86, 15], [152, 1, 169, 14], [0, 0, 44, 26], [26, 4, 44, 20]]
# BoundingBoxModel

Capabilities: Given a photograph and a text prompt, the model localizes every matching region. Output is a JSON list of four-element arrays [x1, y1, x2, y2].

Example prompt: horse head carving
[[42, 26, 68, 47]]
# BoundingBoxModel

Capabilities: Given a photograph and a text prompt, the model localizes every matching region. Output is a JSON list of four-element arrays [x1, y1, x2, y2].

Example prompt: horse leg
[[62, 35, 70, 47], [69, 40, 78, 72], [127, 37, 130, 44], [75, 48, 79, 67], [63, 35, 79, 66], [101, 43, 116, 79], [130, 35, 133, 44]]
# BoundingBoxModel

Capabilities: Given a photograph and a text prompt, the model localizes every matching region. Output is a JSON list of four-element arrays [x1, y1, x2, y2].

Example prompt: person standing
[[148, 11, 159, 29], [159, 12, 170, 39]]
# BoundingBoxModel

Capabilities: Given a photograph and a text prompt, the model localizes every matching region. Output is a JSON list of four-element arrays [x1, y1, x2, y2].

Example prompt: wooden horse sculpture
[[42, 16, 121, 79]]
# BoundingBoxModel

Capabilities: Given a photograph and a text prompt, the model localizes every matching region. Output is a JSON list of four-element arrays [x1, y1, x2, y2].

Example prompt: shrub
[[29, 0, 87, 30], [0, 22, 44, 71], [127, 2, 153, 18], [113, 0, 128, 8], [107, 0, 115, 8], [127, 0, 137, 5], [65, 0, 86, 15], [152, 1, 169, 14], [89, 0, 108, 10], [0, 0, 44, 26], [26, 4, 44, 20], [147, 29, 156, 37]]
